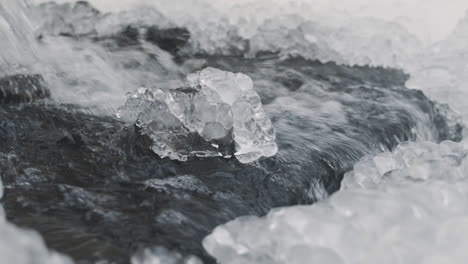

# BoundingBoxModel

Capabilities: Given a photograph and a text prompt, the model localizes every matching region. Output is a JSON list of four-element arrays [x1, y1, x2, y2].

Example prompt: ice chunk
[[118, 67, 277, 163], [203, 140, 468, 264]]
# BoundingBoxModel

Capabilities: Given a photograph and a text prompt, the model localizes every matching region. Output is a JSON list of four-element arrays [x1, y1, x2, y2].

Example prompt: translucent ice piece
[[117, 67, 277, 163]]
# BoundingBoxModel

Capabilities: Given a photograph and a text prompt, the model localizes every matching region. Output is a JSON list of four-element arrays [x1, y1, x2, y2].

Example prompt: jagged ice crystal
[[118, 67, 277, 163]]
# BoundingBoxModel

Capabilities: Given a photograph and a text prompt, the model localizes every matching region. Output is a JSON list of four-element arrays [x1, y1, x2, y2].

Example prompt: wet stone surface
[[0, 55, 463, 264], [0, 74, 50, 104], [146, 26, 191, 55]]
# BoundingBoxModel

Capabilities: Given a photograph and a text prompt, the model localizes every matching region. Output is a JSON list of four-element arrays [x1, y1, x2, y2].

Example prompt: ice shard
[[117, 67, 277, 163]]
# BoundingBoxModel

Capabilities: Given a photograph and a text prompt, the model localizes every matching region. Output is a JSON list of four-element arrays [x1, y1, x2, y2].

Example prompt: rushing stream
[[1, 0, 468, 263]]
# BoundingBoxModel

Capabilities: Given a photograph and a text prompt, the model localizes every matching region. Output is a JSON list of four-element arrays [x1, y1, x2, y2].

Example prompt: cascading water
[[1, 0, 468, 264]]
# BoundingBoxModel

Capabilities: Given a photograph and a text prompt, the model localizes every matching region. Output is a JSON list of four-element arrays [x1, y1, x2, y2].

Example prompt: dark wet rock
[[146, 26, 191, 55], [0, 74, 50, 104], [73, 1, 100, 15], [56, 130, 88, 147], [114, 26, 140, 47], [95, 25, 192, 54], [274, 69, 305, 91], [35, 1, 190, 53], [433, 103, 464, 142], [0, 57, 463, 264], [0, 119, 16, 142]]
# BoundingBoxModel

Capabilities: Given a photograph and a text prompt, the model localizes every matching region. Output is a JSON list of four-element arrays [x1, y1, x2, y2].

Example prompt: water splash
[[0, 0, 184, 114], [0, 0, 39, 73]]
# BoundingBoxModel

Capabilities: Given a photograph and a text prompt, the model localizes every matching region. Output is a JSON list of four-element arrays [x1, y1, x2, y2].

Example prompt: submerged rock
[[0, 74, 49, 104], [0, 166, 73, 264], [146, 27, 191, 55], [118, 67, 278, 163], [0, 57, 463, 264], [35, 1, 188, 54]]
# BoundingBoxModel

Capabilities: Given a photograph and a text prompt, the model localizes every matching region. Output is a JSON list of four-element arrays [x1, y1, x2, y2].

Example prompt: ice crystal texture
[[35, 1, 173, 38], [204, 140, 468, 264], [32, 0, 430, 68], [118, 67, 277, 163]]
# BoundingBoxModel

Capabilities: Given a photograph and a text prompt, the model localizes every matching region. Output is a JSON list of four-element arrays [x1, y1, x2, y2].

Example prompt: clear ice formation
[[118, 67, 277, 163], [203, 140, 468, 264]]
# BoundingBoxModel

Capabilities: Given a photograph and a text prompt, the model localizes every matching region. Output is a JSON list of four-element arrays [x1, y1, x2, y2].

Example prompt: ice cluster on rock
[[118, 67, 277, 163], [245, 16, 421, 67], [204, 140, 468, 264], [34, 1, 173, 38], [99, 0, 422, 68], [31, 0, 428, 68]]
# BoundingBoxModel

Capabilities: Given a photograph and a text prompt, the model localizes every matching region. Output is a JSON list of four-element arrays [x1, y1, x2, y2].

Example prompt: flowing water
[[1, 0, 468, 263]]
